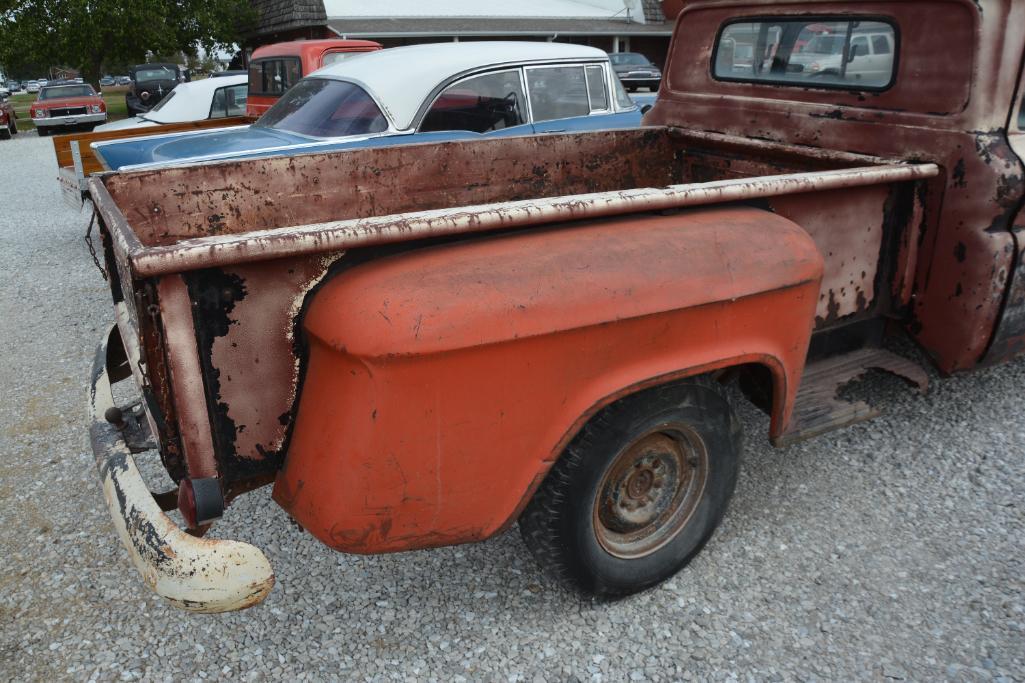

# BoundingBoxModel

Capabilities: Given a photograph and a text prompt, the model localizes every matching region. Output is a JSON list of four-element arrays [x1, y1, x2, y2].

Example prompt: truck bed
[[90, 126, 937, 488]]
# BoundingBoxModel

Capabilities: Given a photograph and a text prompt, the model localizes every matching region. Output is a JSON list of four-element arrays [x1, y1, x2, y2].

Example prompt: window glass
[[713, 19, 897, 90], [249, 58, 302, 95], [134, 67, 177, 82], [255, 78, 389, 138], [224, 84, 248, 116], [39, 85, 95, 99], [419, 70, 526, 133], [209, 84, 248, 118], [872, 34, 891, 55], [1018, 94, 1025, 131], [612, 72, 635, 109], [609, 53, 653, 67], [585, 65, 609, 111], [527, 66, 590, 122]]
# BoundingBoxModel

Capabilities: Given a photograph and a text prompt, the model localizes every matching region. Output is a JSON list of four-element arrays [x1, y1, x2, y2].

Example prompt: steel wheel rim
[[593, 423, 709, 559]]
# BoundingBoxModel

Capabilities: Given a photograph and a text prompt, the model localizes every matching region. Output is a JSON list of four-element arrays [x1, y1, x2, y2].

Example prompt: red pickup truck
[[87, 0, 1025, 612], [246, 38, 382, 117]]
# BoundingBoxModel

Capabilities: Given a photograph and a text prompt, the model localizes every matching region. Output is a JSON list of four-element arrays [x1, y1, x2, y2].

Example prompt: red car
[[0, 92, 16, 139], [246, 39, 381, 117], [31, 82, 106, 136]]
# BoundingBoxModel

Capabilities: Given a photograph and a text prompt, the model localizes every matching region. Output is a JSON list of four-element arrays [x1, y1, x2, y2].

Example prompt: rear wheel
[[519, 377, 741, 596], [0, 125, 9, 140], [10, 117, 17, 135], [36, 126, 49, 137]]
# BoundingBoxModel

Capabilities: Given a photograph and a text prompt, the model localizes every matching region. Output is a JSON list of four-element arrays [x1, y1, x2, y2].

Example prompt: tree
[[0, 0, 256, 85]]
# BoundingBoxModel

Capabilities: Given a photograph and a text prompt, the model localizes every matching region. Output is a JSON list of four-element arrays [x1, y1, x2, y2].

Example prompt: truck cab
[[245, 38, 382, 117]]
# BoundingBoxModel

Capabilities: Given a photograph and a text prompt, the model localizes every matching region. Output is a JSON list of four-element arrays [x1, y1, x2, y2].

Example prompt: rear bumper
[[89, 323, 274, 613]]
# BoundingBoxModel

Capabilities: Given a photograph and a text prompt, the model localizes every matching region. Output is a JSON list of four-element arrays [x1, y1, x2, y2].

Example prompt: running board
[[775, 348, 929, 447]]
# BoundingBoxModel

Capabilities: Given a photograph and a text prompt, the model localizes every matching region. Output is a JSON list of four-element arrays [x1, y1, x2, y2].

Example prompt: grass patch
[[9, 90, 128, 123]]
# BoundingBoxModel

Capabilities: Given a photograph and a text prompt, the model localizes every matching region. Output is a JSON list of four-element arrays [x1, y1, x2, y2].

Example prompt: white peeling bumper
[[89, 324, 274, 613]]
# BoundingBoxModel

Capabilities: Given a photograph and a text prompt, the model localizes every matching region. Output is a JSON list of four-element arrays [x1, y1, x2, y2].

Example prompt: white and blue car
[[92, 42, 648, 172]]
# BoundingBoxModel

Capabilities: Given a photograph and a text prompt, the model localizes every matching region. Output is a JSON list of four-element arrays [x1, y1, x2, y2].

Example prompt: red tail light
[[177, 477, 224, 528]]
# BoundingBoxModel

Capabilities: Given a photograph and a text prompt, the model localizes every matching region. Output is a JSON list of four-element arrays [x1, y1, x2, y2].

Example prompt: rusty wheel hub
[[594, 426, 708, 558]]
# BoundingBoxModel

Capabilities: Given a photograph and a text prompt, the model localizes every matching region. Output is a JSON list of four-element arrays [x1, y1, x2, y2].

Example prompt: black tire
[[0, 125, 9, 141], [35, 126, 48, 137], [10, 118, 16, 135], [519, 377, 741, 597]]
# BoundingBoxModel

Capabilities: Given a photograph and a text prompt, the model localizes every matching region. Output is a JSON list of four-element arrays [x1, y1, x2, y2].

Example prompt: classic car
[[92, 42, 645, 171], [99, 75, 115, 87], [87, 0, 1023, 615], [608, 52, 663, 91], [25, 80, 40, 93], [246, 38, 382, 117], [95, 74, 247, 132], [125, 63, 187, 116], [31, 83, 107, 136], [0, 92, 17, 139]]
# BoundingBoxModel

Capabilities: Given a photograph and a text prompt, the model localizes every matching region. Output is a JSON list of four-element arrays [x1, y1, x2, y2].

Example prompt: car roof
[[146, 74, 248, 122], [313, 41, 610, 130], [252, 39, 381, 60]]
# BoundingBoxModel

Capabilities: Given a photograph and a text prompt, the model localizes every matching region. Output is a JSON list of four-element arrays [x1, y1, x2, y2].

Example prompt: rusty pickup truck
[[87, 0, 1025, 612]]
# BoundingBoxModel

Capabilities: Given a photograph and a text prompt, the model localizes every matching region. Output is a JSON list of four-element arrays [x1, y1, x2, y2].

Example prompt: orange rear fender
[[273, 208, 823, 554]]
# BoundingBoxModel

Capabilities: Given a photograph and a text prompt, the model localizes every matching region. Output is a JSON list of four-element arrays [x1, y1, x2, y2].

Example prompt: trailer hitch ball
[[178, 477, 225, 529], [104, 406, 125, 429]]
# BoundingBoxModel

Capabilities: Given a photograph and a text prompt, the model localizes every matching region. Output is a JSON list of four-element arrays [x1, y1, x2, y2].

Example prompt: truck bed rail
[[94, 162, 939, 278]]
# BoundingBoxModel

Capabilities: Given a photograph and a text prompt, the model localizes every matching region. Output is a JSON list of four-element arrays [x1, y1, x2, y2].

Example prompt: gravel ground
[[0, 132, 1023, 682]]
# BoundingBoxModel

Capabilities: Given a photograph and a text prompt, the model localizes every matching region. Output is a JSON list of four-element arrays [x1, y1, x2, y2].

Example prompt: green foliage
[[0, 0, 256, 83]]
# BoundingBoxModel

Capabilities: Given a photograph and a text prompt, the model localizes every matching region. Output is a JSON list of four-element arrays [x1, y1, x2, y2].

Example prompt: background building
[[248, 0, 677, 67]]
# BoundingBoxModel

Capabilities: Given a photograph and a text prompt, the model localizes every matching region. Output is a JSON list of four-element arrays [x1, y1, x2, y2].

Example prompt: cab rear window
[[249, 57, 302, 96], [713, 18, 898, 91]]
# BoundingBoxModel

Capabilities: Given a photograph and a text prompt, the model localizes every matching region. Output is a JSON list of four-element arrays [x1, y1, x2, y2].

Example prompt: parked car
[[784, 26, 896, 87], [93, 42, 644, 171], [25, 80, 39, 93], [31, 83, 107, 136], [115, 75, 131, 86], [99, 75, 115, 87], [95, 74, 248, 132], [125, 63, 186, 116], [608, 52, 663, 91], [7, 80, 21, 92], [0, 93, 17, 139], [86, 0, 1025, 614], [246, 38, 382, 117], [0, 84, 8, 98]]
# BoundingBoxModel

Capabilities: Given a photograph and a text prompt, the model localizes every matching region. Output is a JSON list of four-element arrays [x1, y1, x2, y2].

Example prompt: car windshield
[[255, 78, 389, 138], [135, 67, 177, 82], [39, 85, 95, 100], [609, 53, 651, 66]]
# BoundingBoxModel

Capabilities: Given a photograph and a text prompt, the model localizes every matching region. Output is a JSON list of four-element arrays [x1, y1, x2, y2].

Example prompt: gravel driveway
[[0, 132, 1022, 682]]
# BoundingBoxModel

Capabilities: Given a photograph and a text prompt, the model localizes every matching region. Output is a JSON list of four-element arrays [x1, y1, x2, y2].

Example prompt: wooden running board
[[775, 348, 929, 446]]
